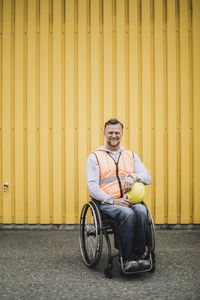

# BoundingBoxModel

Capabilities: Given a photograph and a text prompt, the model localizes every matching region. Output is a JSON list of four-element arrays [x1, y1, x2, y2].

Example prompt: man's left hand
[[123, 176, 134, 192]]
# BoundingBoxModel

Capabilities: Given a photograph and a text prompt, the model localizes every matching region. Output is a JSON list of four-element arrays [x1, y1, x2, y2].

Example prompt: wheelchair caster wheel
[[150, 264, 155, 273], [104, 266, 113, 278]]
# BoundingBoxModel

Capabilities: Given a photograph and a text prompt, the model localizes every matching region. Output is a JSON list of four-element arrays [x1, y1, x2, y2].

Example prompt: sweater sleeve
[[129, 153, 152, 185], [86, 153, 114, 204]]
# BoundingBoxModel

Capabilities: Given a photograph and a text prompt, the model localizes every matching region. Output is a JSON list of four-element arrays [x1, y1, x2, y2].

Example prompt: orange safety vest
[[94, 149, 135, 199]]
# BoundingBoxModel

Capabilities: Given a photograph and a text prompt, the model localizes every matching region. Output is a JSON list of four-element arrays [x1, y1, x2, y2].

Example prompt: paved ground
[[0, 227, 200, 300]]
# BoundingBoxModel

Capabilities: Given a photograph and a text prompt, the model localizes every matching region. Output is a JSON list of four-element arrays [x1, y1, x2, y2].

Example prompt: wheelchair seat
[[79, 199, 156, 278]]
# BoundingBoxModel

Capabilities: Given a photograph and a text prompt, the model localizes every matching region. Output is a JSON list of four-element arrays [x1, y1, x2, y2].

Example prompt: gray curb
[[0, 223, 200, 230]]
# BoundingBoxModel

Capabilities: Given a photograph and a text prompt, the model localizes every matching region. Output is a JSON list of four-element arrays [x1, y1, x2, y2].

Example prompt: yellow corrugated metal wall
[[0, 0, 200, 224]]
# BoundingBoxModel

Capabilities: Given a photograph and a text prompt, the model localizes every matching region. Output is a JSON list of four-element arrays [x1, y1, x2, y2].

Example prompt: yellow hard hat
[[127, 181, 145, 204]]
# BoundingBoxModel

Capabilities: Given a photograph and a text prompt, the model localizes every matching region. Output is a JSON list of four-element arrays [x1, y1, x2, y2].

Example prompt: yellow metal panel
[[142, 0, 152, 208], [52, 0, 62, 223], [0, 0, 2, 222], [40, 0, 50, 224], [27, 0, 37, 223], [99, 0, 104, 145], [193, 0, 200, 223], [0, 130, 2, 223], [129, 0, 139, 153], [116, 0, 129, 149], [15, 0, 25, 223], [167, 0, 178, 224], [90, 0, 100, 152], [0, 0, 2, 35], [65, 0, 76, 224], [1, 0, 200, 224], [154, 0, 165, 224], [180, 0, 190, 223], [112, 0, 117, 117], [104, 0, 113, 122], [116, 0, 126, 137], [78, 0, 88, 218], [2, 0, 12, 223]]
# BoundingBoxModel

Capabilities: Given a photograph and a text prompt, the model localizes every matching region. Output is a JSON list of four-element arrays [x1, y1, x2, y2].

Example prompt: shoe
[[137, 258, 151, 270], [124, 259, 140, 272]]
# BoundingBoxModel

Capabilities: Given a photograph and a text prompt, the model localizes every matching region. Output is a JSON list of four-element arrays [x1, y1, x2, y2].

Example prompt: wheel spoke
[[79, 202, 103, 267], [87, 236, 95, 258]]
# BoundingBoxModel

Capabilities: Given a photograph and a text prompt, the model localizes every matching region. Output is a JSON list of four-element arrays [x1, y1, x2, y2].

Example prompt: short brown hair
[[104, 118, 124, 131]]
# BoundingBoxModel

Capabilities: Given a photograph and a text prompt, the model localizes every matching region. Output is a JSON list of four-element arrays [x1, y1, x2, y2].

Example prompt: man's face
[[104, 123, 123, 150]]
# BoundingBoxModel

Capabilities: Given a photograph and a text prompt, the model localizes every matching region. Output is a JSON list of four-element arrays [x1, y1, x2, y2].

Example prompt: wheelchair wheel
[[146, 207, 156, 272], [79, 201, 103, 267], [146, 208, 155, 253]]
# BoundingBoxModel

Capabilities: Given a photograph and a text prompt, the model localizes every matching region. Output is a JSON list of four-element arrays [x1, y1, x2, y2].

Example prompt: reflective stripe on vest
[[94, 150, 135, 199]]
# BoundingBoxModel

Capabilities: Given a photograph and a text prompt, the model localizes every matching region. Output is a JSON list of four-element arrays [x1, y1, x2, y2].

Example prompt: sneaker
[[124, 259, 140, 272], [137, 258, 151, 270]]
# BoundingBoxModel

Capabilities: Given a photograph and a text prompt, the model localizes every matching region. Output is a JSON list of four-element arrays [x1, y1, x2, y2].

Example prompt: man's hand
[[123, 176, 134, 192], [113, 198, 132, 207]]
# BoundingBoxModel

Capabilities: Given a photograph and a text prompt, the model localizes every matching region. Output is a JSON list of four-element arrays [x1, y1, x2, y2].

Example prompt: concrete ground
[[0, 227, 200, 300]]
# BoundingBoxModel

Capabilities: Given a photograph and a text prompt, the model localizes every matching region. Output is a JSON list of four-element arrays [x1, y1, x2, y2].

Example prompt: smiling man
[[86, 118, 151, 272]]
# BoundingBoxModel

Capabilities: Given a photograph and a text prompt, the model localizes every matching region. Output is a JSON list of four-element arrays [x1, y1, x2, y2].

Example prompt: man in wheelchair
[[86, 118, 152, 272]]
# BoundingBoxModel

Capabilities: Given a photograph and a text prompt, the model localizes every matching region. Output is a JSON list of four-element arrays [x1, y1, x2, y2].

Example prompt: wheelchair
[[79, 199, 156, 278]]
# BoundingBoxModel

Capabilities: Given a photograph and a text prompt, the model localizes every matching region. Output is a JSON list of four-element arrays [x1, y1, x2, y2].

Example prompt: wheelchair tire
[[146, 207, 155, 254], [145, 205, 156, 273], [104, 265, 113, 278], [79, 201, 103, 267]]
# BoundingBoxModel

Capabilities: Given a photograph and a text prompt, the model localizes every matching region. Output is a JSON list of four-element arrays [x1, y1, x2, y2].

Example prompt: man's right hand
[[113, 198, 132, 207]]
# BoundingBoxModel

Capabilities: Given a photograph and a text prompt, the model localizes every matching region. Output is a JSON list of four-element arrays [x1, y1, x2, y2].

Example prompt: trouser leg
[[132, 203, 148, 256], [100, 204, 136, 261]]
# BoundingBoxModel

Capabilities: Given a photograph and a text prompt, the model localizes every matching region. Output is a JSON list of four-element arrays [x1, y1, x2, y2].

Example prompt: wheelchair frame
[[79, 199, 156, 278]]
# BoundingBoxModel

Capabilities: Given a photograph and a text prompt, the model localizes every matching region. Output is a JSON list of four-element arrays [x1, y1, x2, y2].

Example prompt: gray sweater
[[86, 146, 151, 204]]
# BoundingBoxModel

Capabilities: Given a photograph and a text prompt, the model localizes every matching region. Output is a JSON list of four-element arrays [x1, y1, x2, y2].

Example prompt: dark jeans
[[100, 203, 147, 261]]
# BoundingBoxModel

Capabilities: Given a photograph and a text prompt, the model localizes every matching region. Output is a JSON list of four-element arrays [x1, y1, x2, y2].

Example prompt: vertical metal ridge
[[11, 0, 15, 34], [36, 0, 40, 33], [99, 0, 104, 146], [36, 0, 40, 223], [24, 0, 28, 33], [112, 0, 116, 117], [0, 129, 2, 223], [87, 0, 91, 156], [192, 0, 200, 223], [15, 0, 25, 223], [0, 0, 3, 34], [61, 9, 66, 224], [62, 0, 65, 33], [125, 0, 129, 32], [11, 0, 15, 222], [188, 0, 194, 223], [87, 0, 91, 202], [49, 0, 53, 33], [24, 0, 28, 222], [150, 0, 155, 219], [176, 0, 181, 223], [138, 0, 142, 159], [100, 0, 103, 32], [0, 0, 2, 222], [74, 0, 78, 222], [88, 0, 91, 33], [87, 0, 91, 204], [125, 0, 129, 149], [49, 0, 53, 223], [0, 0, 3, 223], [163, 0, 168, 224], [62, 126, 66, 223]]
